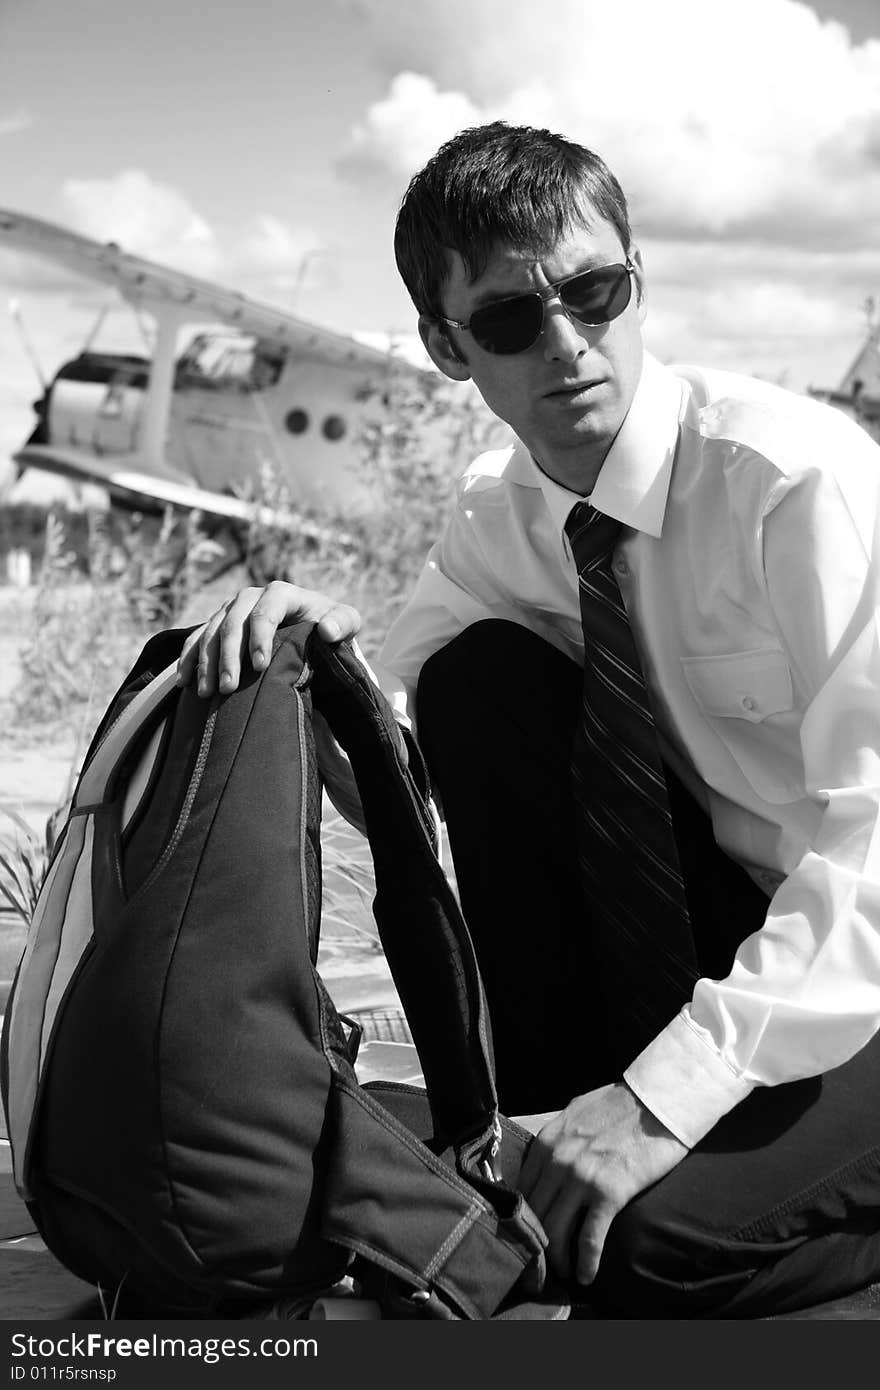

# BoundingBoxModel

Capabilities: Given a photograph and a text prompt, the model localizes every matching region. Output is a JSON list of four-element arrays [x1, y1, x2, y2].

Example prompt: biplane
[[0, 207, 425, 530]]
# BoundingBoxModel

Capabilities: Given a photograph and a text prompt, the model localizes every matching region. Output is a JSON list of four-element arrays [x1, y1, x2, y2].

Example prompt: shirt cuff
[[623, 1009, 755, 1148]]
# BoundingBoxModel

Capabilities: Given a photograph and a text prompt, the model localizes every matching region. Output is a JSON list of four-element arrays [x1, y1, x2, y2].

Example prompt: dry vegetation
[[0, 364, 493, 984]]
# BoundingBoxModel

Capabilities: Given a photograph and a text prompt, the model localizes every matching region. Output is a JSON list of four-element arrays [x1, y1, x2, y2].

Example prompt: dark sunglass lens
[[563, 265, 631, 326], [470, 295, 543, 354]]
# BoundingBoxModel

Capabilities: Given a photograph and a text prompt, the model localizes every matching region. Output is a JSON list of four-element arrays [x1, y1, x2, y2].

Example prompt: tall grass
[[0, 806, 47, 926], [13, 507, 229, 732], [4, 363, 487, 958]]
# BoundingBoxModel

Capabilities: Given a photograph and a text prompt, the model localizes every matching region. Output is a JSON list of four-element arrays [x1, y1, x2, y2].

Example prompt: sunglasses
[[438, 259, 636, 356]]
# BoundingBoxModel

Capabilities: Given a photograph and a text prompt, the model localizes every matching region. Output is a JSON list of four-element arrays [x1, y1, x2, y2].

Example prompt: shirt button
[[741, 695, 758, 713]]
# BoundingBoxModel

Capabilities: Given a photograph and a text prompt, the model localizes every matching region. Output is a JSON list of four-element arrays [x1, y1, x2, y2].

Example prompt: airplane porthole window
[[322, 414, 347, 441], [285, 408, 309, 435]]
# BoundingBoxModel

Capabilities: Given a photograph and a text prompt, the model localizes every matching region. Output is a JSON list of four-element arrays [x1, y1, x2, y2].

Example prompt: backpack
[[1, 621, 555, 1319]]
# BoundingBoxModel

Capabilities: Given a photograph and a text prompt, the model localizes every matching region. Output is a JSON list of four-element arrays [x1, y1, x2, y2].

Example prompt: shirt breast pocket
[[680, 647, 802, 803]]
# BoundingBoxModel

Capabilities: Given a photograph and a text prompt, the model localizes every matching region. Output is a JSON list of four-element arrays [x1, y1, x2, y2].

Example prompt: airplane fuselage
[[2, 206, 459, 526], [36, 332, 394, 516]]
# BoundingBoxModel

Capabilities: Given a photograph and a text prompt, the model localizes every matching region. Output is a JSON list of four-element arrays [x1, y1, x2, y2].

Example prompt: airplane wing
[[13, 443, 259, 523], [0, 206, 400, 370], [13, 443, 356, 551]]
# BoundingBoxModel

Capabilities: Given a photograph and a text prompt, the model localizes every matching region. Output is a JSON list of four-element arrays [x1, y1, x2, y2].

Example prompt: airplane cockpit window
[[252, 352, 284, 390], [176, 334, 285, 392]]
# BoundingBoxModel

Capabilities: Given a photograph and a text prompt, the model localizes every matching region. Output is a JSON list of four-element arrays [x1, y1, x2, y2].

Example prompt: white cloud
[[236, 214, 329, 301], [2, 170, 327, 307], [352, 328, 433, 368], [241, 215, 317, 273], [649, 276, 844, 350], [57, 173, 332, 301], [635, 237, 873, 386], [0, 108, 32, 138], [339, 0, 880, 246], [334, 0, 880, 388], [60, 170, 225, 278], [341, 73, 482, 178]]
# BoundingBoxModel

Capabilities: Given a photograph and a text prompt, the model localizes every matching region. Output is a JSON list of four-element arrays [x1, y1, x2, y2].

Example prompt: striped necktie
[[565, 501, 699, 1053]]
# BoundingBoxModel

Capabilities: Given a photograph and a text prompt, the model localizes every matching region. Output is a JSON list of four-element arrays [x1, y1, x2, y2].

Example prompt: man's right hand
[[176, 581, 362, 697]]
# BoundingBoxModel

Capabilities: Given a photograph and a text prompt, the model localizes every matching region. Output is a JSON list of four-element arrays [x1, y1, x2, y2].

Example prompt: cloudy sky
[[0, 0, 878, 476]]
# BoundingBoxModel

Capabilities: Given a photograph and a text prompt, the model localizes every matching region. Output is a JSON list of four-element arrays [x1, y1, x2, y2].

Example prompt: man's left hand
[[517, 1081, 688, 1286]]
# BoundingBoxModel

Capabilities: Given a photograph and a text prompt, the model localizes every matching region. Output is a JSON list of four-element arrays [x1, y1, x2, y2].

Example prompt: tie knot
[[565, 503, 621, 571]]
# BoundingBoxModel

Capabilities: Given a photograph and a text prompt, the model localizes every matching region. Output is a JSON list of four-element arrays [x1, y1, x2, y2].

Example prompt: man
[[179, 122, 880, 1317]]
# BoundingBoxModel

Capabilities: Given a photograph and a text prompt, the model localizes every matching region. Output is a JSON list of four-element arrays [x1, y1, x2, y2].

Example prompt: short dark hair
[[394, 121, 632, 320]]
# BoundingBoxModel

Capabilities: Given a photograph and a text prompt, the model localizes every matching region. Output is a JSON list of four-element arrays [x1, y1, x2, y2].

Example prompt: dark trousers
[[416, 620, 880, 1317]]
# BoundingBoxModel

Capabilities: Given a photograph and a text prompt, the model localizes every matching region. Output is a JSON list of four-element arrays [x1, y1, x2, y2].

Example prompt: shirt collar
[[505, 353, 685, 540]]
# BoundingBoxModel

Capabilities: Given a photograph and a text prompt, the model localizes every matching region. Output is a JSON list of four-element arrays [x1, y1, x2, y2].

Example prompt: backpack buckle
[[480, 1115, 504, 1182], [338, 1014, 363, 1065]]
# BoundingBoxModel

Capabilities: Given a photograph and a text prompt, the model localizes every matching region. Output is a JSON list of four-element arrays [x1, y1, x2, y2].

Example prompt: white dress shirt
[[374, 352, 880, 1148]]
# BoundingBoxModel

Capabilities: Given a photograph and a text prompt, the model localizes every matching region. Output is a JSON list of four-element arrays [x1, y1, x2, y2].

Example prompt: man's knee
[[419, 619, 545, 704], [593, 1190, 773, 1318], [591, 1200, 684, 1316], [417, 619, 580, 750]]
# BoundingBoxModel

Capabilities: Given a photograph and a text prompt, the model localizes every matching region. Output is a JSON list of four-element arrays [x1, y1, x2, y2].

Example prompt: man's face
[[420, 212, 647, 494]]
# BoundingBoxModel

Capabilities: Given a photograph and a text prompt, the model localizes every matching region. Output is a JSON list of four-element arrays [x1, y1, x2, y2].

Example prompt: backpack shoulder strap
[[307, 634, 502, 1175]]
